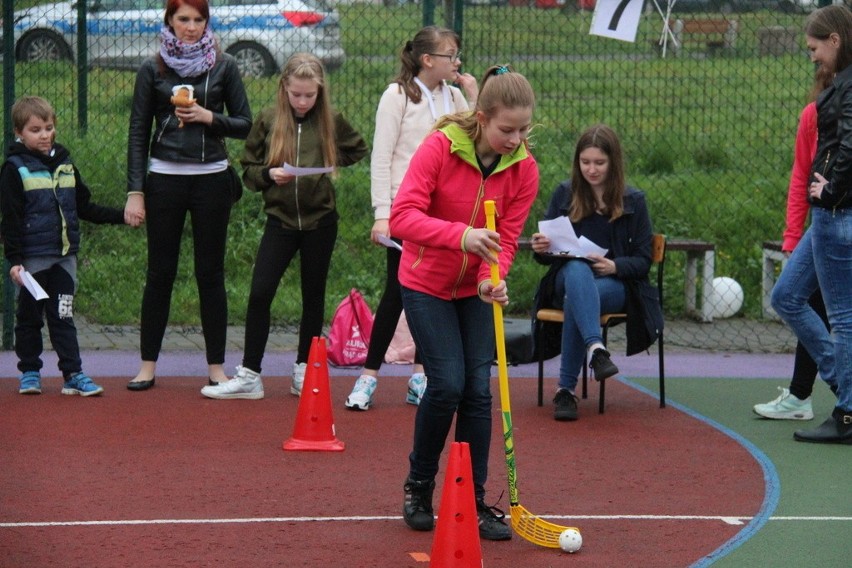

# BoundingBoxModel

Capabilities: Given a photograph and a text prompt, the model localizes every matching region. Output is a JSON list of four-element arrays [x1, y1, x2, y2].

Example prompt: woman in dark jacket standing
[[531, 124, 662, 422], [124, 0, 252, 390], [782, 5, 852, 444]]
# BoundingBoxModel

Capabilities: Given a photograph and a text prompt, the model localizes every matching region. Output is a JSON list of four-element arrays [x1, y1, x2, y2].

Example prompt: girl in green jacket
[[202, 53, 368, 400]]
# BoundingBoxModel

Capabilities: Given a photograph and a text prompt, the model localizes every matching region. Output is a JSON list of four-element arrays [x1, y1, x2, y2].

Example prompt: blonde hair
[[569, 124, 626, 223], [267, 53, 337, 169], [12, 96, 56, 132], [434, 64, 535, 146]]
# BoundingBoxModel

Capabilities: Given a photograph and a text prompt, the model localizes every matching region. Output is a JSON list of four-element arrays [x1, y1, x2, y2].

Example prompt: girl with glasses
[[344, 26, 479, 411]]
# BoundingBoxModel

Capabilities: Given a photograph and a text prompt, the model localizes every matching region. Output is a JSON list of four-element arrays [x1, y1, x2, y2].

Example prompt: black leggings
[[364, 244, 420, 370], [790, 288, 830, 400], [140, 171, 232, 363], [242, 217, 337, 372]]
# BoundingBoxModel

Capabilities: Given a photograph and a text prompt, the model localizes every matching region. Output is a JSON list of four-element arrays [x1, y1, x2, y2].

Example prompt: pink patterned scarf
[[159, 25, 216, 78]]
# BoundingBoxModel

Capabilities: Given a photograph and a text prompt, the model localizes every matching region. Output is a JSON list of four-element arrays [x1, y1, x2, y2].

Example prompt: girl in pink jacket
[[389, 65, 538, 541], [755, 70, 833, 422]]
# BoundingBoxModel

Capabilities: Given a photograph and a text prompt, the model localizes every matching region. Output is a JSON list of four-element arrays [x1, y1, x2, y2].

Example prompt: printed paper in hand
[[376, 234, 403, 251], [282, 163, 334, 177], [20, 269, 48, 300], [538, 216, 608, 259]]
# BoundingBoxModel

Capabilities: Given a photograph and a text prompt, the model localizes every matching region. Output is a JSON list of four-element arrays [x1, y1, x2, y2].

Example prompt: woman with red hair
[[124, 0, 252, 391]]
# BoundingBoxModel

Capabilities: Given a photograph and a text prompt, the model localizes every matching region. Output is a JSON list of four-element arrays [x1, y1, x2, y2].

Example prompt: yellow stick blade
[[510, 504, 579, 549]]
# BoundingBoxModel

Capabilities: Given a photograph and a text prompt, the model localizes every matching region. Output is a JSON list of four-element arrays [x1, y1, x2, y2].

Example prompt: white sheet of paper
[[20, 269, 48, 300], [282, 163, 334, 177], [538, 217, 608, 259], [376, 234, 403, 251]]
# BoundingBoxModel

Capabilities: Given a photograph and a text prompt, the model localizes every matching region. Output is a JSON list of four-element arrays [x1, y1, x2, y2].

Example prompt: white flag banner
[[589, 0, 644, 43]]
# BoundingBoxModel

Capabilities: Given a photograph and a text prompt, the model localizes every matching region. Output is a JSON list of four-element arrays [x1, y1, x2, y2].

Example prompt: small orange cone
[[283, 337, 345, 452], [430, 442, 482, 567]]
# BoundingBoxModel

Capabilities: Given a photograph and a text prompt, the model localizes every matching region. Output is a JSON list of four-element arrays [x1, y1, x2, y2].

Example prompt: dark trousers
[[364, 243, 421, 370], [790, 288, 830, 400], [140, 171, 232, 363], [16, 264, 81, 378], [242, 217, 337, 372]]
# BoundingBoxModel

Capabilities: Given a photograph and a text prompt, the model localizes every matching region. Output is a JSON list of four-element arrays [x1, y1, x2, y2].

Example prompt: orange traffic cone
[[430, 442, 482, 567], [283, 337, 345, 452]]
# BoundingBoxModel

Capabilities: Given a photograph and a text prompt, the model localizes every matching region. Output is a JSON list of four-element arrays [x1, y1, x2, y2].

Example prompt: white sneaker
[[345, 375, 377, 410], [406, 373, 427, 406], [201, 366, 264, 400], [291, 362, 307, 396], [753, 386, 813, 420]]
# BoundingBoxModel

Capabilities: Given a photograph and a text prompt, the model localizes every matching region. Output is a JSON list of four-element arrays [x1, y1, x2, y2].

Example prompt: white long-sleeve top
[[370, 81, 469, 220]]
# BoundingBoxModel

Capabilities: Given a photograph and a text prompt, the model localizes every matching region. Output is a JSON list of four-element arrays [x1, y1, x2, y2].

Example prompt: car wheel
[[17, 30, 72, 62], [227, 42, 276, 78]]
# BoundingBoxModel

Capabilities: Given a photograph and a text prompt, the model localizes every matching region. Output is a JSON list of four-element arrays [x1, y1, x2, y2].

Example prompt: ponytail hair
[[434, 64, 535, 146], [393, 26, 461, 104]]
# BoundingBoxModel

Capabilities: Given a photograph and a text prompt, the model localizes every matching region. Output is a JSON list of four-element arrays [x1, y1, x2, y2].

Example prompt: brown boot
[[793, 407, 852, 445]]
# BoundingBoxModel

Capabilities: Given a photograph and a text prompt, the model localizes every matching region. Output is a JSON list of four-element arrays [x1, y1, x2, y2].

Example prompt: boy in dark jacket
[[0, 96, 136, 396]]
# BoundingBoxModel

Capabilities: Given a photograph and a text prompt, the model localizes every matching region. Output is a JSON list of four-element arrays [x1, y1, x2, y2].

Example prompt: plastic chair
[[535, 233, 667, 413]]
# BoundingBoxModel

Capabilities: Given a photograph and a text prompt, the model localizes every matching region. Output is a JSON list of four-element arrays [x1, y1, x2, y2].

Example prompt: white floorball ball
[[707, 276, 744, 319], [558, 528, 582, 553]]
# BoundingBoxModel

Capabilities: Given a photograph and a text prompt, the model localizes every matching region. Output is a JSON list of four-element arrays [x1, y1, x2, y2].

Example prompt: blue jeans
[[771, 227, 838, 392], [811, 207, 852, 412], [555, 261, 626, 391], [401, 286, 494, 499]]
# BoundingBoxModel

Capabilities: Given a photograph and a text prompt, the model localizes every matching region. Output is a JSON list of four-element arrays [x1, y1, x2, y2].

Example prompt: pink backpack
[[327, 289, 374, 368]]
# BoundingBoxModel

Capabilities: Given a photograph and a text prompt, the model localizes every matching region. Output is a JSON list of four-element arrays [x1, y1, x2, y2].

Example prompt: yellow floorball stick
[[484, 200, 580, 548]]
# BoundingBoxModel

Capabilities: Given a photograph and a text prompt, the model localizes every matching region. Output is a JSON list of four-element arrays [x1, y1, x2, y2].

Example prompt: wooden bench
[[518, 236, 716, 322], [761, 240, 786, 321], [663, 18, 738, 55], [666, 239, 715, 322]]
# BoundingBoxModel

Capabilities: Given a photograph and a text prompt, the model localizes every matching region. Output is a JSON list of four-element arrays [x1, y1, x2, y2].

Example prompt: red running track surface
[[0, 375, 764, 567]]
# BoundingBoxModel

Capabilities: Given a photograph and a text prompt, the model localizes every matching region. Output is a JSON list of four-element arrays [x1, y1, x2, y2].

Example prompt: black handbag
[[226, 164, 243, 203]]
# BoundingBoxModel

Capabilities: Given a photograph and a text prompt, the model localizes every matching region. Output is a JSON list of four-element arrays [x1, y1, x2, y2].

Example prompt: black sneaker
[[590, 348, 619, 381], [403, 477, 435, 531], [476, 499, 512, 541], [553, 388, 578, 421]]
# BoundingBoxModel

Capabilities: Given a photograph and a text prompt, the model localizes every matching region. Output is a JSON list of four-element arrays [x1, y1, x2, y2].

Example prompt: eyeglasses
[[429, 52, 462, 63]]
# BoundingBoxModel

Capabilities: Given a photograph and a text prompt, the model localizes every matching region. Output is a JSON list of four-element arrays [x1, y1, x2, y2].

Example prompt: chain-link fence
[[3, 0, 835, 352]]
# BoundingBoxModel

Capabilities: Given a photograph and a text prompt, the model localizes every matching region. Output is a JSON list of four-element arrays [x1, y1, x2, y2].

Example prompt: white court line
[[1, 514, 850, 528]]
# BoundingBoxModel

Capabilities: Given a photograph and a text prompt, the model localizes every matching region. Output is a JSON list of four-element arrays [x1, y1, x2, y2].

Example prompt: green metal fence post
[[453, 0, 464, 38], [2, 0, 16, 350], [77, 0, 88, 133], [423, 0, 435, 27]]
